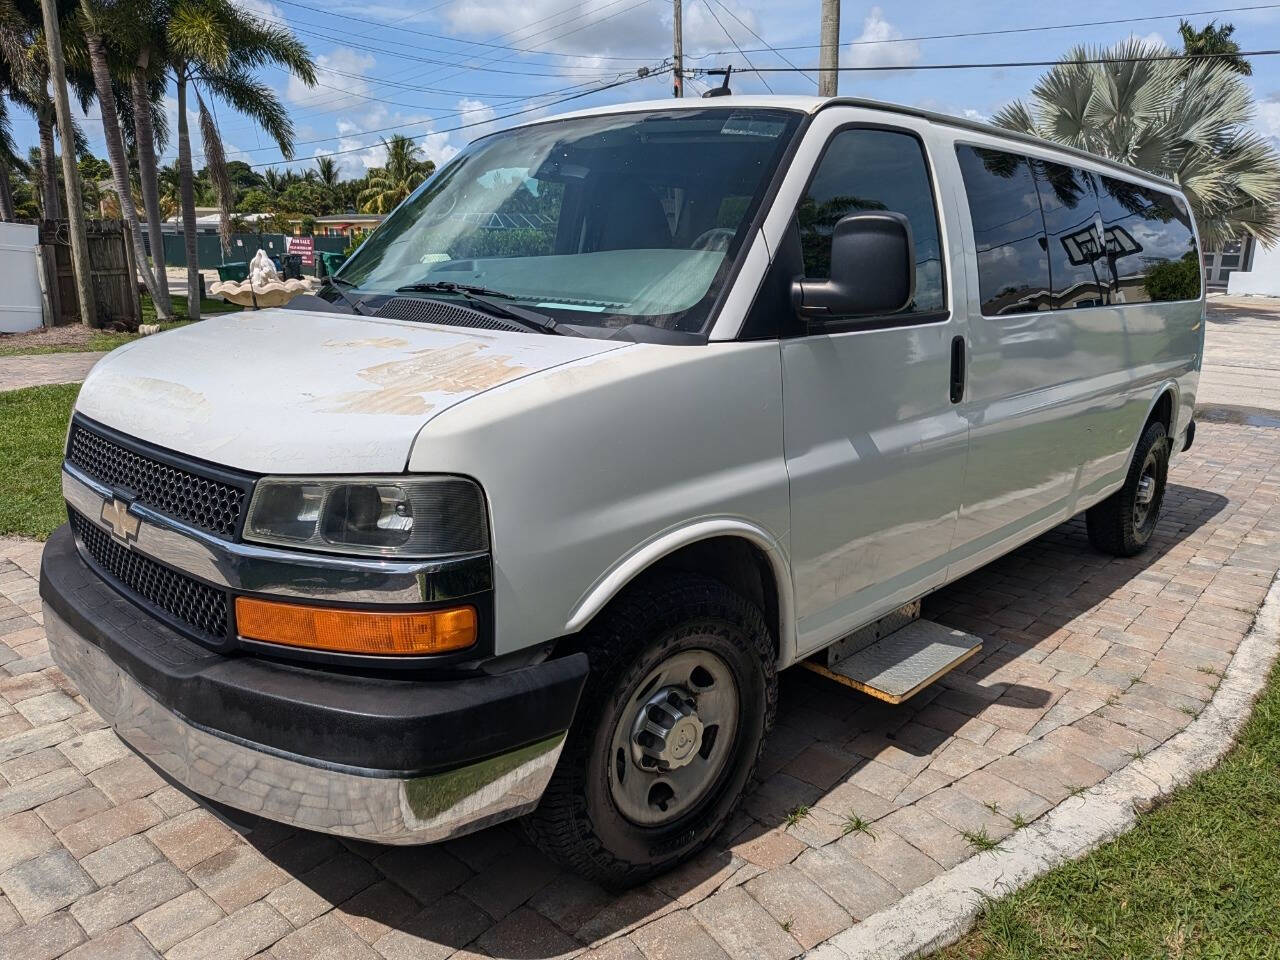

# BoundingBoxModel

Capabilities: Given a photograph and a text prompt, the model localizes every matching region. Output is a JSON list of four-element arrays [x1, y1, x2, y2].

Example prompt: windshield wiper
[[320, 276, 371, 316], [394, 281, 578, 336]]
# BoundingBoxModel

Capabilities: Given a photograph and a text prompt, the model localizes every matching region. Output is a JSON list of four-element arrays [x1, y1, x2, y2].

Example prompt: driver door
[[780, 122, 969, 655]]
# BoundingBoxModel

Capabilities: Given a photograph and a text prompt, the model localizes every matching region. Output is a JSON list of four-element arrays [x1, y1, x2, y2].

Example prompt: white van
[[42, 96, 1203, 887]]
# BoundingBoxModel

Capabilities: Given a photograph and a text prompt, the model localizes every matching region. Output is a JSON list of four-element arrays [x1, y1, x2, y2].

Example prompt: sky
[[13, 0, 1280, 179]]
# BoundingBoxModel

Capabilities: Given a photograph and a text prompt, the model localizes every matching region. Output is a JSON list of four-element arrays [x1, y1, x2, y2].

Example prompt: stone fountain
[[210, 248, 320, 308]]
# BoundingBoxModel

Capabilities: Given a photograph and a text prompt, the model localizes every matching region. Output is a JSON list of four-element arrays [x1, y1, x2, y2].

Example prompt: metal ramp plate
[[803, 619, 982, 704]]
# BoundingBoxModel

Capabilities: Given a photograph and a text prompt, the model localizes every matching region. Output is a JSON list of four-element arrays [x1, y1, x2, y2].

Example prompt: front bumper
[[41, 525, 588, 844]]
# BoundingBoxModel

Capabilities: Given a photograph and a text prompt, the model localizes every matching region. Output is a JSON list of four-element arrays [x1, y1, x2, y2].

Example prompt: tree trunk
[[131, 55, 173, 319], [83, 26, 163, 320], [36, 105, 62, 220], [176, 71, 201, 321], [0, 162, 14, 221]]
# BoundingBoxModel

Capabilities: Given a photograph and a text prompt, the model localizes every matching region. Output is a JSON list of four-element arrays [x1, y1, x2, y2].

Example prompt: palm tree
[[1178, 19, 1251, 75], [261, 164, 284, 197], [992, 39, 1280, 248], [157, 160, 179, 218], [0, 92, 19, 219], [0, 0, 66, 219], [358, 134, 433, 214], [77, 0, 166, 310], [315, 153, 338, 189], [166, 0, 314, 319]]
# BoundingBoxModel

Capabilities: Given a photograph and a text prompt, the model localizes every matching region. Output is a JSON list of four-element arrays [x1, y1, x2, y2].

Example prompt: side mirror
[[792, 212, 915, 320]]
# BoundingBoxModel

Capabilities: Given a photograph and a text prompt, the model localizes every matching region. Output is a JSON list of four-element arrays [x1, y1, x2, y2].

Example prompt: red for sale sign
[[287, 235, 315, 266]]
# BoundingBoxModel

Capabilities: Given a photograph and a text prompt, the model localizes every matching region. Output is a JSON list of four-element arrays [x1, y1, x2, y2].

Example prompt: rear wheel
[[525, 573, 776, 888], [1086, 420, 1170, 556]]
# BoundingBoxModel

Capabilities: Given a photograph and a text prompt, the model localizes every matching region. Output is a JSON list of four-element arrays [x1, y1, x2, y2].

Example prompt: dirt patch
[[0, 325, 99, 351]]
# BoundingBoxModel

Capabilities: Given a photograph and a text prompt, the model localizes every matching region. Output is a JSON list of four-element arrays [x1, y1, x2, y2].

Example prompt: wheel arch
[[1122, 382, 1180, 476], [563, 519, 797, 667]]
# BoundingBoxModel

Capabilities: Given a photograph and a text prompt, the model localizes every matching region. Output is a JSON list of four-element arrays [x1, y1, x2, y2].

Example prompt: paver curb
[[810, 571, 1280, 960]]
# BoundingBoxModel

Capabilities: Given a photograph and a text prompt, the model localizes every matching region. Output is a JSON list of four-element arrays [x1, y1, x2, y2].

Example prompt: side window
[[798, 129, 945, 314], [1097, 177, 1201, 303], [1032, 161, 1108, 309], [955, 145, 1050, 316]]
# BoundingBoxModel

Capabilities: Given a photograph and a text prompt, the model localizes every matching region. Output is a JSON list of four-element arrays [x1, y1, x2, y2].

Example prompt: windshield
[[337, 107, 803, 336]]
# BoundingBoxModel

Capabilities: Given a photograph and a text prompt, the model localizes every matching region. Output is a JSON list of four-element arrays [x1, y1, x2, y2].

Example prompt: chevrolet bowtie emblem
[[100, 498, 141, 542]]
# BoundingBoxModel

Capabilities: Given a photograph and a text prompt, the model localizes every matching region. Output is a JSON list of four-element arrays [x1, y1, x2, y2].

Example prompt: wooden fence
[[38, 219, 140, 328]]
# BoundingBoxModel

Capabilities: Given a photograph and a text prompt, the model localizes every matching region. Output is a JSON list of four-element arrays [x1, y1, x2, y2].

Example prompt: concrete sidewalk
[[1201, 295, 1280, 414], [0, 353, 104, 393]]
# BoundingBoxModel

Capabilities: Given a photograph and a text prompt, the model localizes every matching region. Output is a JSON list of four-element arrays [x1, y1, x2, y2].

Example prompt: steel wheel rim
[[607, 648, 740, 827], [1133, 447, 1161, 532]]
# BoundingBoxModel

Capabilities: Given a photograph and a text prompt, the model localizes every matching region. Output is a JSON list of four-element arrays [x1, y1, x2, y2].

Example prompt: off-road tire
[[524, 573, 776, 888], [1086, 419, 1170, 557]]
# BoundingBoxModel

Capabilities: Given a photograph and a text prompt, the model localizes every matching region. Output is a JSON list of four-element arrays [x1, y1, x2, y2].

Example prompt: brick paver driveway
[[2, 418, 1278, 960]]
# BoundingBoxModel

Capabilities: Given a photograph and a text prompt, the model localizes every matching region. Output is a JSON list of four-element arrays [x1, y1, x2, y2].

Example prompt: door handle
[[950, 336, 965, 404]]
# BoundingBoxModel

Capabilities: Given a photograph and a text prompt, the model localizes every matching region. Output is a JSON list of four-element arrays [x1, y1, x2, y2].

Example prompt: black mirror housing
[[792, 212, 915, 320]]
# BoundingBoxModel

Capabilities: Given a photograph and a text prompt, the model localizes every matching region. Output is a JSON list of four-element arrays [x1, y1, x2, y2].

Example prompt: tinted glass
[[955, 146, 1050, 315], [1096, 177, 1201, 303], [1033, 161, 1108, 309], [799, 129, 945, 314]]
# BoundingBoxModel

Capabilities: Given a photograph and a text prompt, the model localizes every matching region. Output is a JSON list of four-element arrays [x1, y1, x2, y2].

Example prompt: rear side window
[[955, 145, 1050, 315], [1096, 177, 1201, 302], [1032, 161, 1108, 309], [798, 128, 945, 314]]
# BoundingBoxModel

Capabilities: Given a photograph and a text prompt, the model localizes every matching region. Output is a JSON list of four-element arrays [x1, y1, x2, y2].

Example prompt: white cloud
[[844, 7, 921, 69], [289, 47, 377, 111], [1126, 31, 1169, 50]]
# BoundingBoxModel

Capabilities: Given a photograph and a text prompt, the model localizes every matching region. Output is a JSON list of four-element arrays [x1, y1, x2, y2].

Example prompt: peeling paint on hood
[[74, 307, 627, 474]]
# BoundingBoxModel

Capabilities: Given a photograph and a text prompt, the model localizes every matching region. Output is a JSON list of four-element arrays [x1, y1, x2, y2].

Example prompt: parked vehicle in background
[[41, 96, 1203, 887]]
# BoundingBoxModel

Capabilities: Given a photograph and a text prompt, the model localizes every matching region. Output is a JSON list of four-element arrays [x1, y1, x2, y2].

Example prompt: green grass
[[0, 383, 80, 539], [0, 295, 236, 356], [936, 657, 1280, 959], [784, 805, 810, 828], [843, 813, 876, 838]]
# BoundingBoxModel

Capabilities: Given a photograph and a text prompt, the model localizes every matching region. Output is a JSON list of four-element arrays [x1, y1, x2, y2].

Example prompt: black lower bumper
[[40, 525, 587, 778]]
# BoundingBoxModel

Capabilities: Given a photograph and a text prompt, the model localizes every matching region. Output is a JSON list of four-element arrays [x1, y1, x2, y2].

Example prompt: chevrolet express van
[[41, 96, 1203, 886]]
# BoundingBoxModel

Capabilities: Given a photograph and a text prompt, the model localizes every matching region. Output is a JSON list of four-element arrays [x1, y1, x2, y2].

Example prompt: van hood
[[75, 307, 627, 474]]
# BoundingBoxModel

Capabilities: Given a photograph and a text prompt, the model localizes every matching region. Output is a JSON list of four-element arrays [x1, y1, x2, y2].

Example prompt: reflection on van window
[[337, 108, 803, 335], [1096, 177, 1201, 303], [1033, 161, 1108, 309], [799, 129, 945, 314], [955, 146, 1050, 315]]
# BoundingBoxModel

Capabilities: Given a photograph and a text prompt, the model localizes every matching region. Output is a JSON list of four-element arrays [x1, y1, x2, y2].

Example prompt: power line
[[234, 69, 668, 168], [407, 0, 656, 88], [715, 48, 1280, 73], [706, 0, 816, 86], [686, 2, 1280, 60], [699, 0, 773, 93], [269, 0, 665, 62]]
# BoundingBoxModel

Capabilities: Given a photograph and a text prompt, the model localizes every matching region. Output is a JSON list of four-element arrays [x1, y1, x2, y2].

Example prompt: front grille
[[66, 421, 249, 539], [70, 509, 229, 640]]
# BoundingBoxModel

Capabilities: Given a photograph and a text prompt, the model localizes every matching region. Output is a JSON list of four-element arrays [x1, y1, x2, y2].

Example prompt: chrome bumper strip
[[62, 465, 490, 604], [46, 607, 562, 844]]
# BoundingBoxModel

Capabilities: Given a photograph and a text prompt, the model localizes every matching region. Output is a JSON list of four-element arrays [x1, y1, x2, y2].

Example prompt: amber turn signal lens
[[235, 597, 477, 656]]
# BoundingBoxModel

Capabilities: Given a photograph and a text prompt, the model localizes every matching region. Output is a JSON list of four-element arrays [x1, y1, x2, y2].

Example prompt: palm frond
[[195, 86, 233, 252], [198, 66, 294, 157]]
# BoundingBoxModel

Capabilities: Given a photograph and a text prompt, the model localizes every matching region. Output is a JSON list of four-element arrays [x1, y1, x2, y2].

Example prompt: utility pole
[[672, 0, 684, 97], [819, 0, 840, 97], [39, 0, 97, 327]]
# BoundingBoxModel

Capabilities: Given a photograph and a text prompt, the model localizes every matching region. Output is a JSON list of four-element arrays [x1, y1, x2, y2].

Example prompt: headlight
[[244, 476, 487, 558]]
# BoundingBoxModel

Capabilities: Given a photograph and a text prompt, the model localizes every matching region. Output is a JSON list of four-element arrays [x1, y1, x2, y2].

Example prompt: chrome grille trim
[[66, 417, 252, 539], [63, 465, 490, 605]]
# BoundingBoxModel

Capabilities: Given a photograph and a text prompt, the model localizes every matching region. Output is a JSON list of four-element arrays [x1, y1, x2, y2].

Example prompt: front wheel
[[524, 574, 776, 888], [1086, 419, 1170, 556]]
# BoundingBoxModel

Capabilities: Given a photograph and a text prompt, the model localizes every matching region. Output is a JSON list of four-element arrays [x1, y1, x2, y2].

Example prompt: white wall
[[0, 222, 43, 333], [1227, 240, 1280, 296]]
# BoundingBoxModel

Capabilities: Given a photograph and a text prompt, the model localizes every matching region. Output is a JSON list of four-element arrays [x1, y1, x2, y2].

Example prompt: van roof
[[548, 94, 1179, 191]]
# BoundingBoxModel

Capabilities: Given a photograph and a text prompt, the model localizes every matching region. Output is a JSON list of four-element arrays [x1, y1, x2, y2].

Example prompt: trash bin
[[216, 262, 248, 283], [318, 251, 347, 279], [281, 254, 303, 280]]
